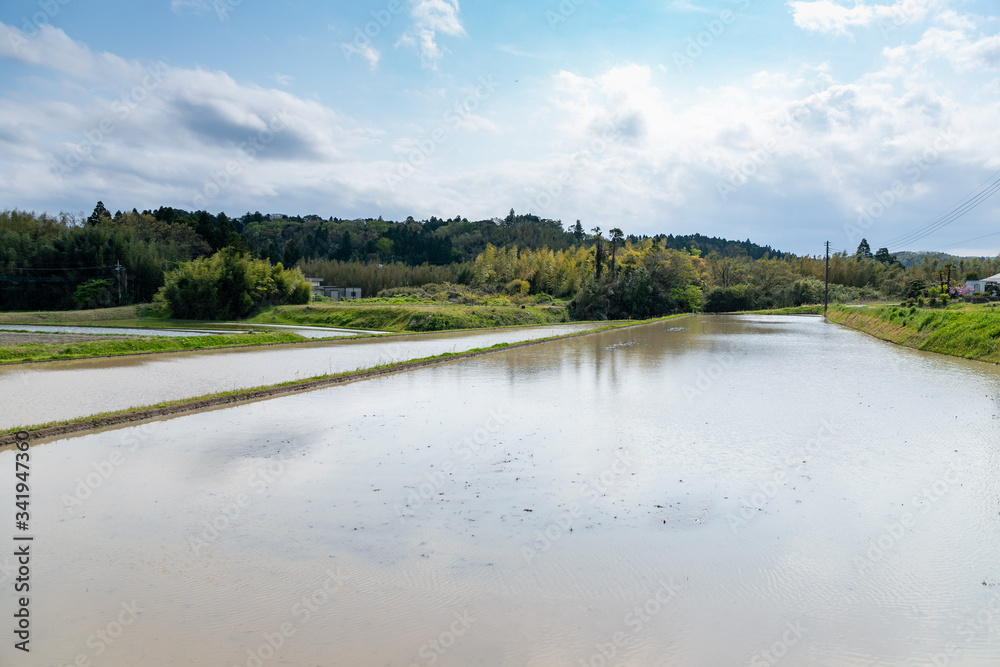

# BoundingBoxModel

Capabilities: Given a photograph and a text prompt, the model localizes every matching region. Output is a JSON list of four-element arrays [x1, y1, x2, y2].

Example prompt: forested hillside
[[3, 202, 996, 317]]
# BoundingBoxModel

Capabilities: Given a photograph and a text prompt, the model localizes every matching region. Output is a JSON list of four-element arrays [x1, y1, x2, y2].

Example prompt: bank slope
[[827, 305, 1000, 364], [249, 303, 570, 332]]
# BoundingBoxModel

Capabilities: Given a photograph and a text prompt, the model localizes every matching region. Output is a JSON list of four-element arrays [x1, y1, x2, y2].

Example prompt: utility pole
[[114, 260, 122, 306], [824, 242, 830, 316]]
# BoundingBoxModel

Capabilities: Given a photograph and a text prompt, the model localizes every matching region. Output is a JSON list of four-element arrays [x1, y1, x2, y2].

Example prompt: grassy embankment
[[249, 301, 570, 332], [0, 305, 234, 330], [827, 303, 1000, 364]]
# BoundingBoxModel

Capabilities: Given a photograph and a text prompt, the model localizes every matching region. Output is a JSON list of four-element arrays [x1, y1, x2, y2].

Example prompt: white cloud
[[0, 21, 372, 211], [272, 73, 294, 86], [788, 0, 940, 36], [342, 41, 381, 68], [906, 26, 1000, 71], [397, 0, 466, 67], [0, 22, 137, 82]]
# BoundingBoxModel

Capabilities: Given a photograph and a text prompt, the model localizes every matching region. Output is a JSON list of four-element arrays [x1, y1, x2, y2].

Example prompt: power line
[[881, 168, 1000, 247], [880, 168, 1000, 250], [0, 265, 110, 272], [939, 230, 1000, 251]]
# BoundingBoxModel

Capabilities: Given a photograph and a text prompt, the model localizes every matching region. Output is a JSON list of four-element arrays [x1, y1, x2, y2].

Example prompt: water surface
[[1, 315, 999, 666], [0, 323, 596, 428]]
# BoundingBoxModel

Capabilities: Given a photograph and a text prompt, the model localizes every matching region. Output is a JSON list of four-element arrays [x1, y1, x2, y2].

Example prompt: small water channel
[[1, 315, 998, 665]]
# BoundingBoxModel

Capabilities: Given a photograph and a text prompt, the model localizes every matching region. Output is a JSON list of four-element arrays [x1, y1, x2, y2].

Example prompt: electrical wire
[[939, 230, 1000, 251], [879, 168, 1000, 251], [0, 265, 109, 271]]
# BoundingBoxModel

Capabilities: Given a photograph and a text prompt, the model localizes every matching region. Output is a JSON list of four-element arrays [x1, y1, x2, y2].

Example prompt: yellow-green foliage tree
[[156, 248, 310, 320], [472, 244, 593, 297]]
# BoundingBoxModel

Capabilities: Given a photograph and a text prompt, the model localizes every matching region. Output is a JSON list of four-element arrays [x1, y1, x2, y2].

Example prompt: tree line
[[3, 201, 993, 318]]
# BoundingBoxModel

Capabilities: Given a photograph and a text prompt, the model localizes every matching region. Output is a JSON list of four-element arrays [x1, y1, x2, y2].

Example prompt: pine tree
[[87, 201, 110, 226], [855, 238, 873, 260]]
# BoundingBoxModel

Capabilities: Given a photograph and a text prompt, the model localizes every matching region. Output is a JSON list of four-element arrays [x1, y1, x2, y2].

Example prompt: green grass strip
[[827, 304, 1000, 364], [0, 332, 308, 365]]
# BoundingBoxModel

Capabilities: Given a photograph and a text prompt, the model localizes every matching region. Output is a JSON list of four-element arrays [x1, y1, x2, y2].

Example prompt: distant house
[[303, 277, 361, 301], [966, 273, 1000, 293]]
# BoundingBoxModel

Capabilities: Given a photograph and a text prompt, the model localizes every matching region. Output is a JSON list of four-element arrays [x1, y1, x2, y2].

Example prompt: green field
[[0, 305, 227, 330], [0, 331, 309, 365], [826, 303, 1000, 364]]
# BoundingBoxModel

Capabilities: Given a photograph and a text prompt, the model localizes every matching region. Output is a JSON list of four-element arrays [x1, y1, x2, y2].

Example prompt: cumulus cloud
[[0, 21, 371, 211], [906, 26, 1000, 71], [788, 0, 940, 36], [0, 22, 136, 81], [397, 0, 465, 67]]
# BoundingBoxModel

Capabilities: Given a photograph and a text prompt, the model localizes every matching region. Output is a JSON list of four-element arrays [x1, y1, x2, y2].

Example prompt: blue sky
[[1, 0, 999, 256]]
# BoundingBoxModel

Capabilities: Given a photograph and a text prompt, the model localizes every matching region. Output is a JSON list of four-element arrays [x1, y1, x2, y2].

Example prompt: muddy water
[[2, 315, 1000, 666], [0, 323, 596, 429]]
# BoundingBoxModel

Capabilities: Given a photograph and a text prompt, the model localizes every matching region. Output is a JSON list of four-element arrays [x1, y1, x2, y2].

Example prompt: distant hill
[[629, 232, 790, 260], [892, 251, 993, 268]]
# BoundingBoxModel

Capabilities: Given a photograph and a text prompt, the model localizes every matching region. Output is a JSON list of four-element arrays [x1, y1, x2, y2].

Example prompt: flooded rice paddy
[[0, 323, 596, 429], [1, 315, 999, 665]]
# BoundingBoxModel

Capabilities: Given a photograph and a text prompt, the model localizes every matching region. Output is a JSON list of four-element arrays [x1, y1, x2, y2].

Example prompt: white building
[[966, 272, 1000, 293], [303, 277, 361, 300]]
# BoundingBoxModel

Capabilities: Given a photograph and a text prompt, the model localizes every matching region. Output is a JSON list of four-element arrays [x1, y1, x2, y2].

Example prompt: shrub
[[570, 279, 611, 320], [505, 279, 530, 296], [703, 284, 760, 313], [72, 278, 116, 309], [375, 287, 431, 299], [156, 249, 310, 320]]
